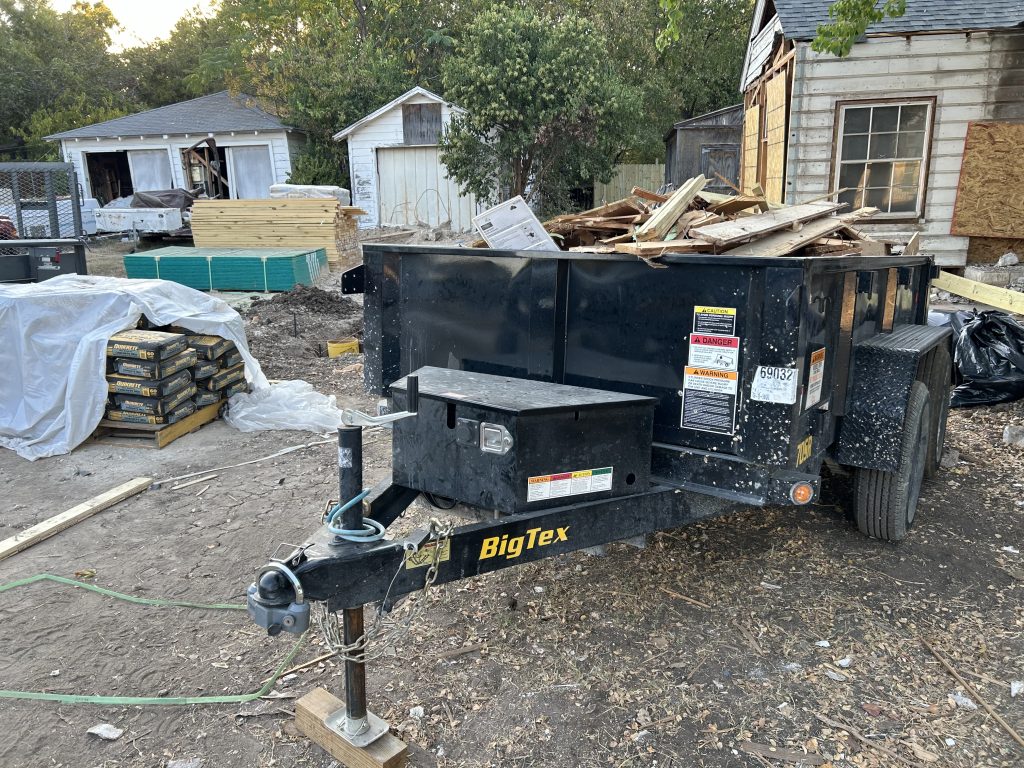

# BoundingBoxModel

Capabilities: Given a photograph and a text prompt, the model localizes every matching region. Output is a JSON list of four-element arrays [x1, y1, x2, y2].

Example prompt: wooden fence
[[593, 163, 665, 204]]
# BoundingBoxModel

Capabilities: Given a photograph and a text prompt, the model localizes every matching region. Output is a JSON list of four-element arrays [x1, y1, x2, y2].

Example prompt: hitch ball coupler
[[246, 562, 310, 636]]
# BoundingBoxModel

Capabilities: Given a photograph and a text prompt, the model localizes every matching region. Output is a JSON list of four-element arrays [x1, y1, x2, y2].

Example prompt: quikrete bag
[[193, 359, 219, 380], [106, 330, 187, 361], [113, 384, 197, 415], [193, 389, 223, 408], [188, 335, 235, 361], [198, 362, 245, 391], [106, 399, 197, 425], [222, 349, 243, 368], [224, 379, 249, 397], [107, 370, 192, 398], [113, 349, 197, 380]]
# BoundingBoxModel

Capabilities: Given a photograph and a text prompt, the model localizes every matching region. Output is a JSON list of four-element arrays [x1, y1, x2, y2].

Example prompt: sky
[[50, 0, 215, 50]]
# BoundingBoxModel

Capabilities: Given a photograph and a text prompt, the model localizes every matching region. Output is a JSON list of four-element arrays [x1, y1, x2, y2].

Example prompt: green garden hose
[[0, 573, 305, 705]]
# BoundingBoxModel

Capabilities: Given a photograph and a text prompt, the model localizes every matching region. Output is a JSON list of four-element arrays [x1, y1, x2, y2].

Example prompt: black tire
[[923, 344, 952, 479], [853, 381, 930, 542]]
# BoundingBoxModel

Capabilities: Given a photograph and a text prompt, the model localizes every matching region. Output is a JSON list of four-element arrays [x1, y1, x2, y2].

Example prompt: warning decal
[[805, 348, 826, 409], [528, 466, 613, 502], [688, 333, 739, 371], [681, 366, 739, 435], [693, 305, 737, 336]]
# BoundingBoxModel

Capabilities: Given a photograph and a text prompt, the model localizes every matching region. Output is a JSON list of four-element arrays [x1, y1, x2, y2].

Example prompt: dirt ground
[[1, 259, 1022, 768]]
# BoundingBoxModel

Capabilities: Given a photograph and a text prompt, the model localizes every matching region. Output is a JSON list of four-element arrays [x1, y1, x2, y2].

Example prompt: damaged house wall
[[740, 0, 1024, 268]]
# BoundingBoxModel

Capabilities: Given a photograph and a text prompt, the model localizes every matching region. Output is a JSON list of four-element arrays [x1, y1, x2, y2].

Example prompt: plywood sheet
[[763, 74, 788, 204], [952, 122, 1024, 238], [742, 104, 760, 194]]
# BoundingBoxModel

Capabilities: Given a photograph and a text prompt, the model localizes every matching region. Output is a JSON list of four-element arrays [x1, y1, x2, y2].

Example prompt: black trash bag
[[949, 309, 1024, 407]]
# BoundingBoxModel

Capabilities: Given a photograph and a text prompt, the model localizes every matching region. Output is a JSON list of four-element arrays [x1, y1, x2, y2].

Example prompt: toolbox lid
[[392, 366, 656, 415]]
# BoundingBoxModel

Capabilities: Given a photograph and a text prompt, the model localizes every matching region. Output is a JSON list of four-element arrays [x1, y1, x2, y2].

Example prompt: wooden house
[[740, 0, 1024, 265]]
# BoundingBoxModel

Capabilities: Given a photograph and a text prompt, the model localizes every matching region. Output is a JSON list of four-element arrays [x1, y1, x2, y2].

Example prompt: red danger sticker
[[690, 334, 739, 348]]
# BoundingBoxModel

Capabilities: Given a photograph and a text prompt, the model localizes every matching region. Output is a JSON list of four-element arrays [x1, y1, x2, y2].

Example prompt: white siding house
[[334, 87, 479, 231], [741, 0, 1024, 266], [46, 92, 305, 204]]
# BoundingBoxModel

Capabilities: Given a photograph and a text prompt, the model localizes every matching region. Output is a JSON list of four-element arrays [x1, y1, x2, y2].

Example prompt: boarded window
[[701, 145, 739, 193], [403, 103, 442, 145], [834, 99, 933, 218]]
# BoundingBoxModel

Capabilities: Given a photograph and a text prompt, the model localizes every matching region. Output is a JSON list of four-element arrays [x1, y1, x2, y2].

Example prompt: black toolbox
[[391, 367, 656, 513]]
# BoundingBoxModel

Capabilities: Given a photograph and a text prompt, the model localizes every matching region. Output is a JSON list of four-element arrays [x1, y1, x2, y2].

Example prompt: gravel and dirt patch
[[1, 264, 1022, 768]]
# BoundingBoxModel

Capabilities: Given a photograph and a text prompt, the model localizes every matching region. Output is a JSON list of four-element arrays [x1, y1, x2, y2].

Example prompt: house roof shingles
[[773, 0, 1024, 41], [46, 91, 294, 141]]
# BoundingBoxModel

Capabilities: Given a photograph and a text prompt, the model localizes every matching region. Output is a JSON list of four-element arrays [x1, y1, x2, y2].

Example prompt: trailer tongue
[[247, 244, 951, 755]]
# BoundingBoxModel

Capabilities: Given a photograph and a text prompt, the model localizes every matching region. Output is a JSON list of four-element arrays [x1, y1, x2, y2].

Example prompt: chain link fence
[[0, 162, 83, 242]]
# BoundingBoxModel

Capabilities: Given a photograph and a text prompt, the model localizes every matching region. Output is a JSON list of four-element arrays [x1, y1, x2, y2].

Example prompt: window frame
[[829, 96, 936, 222]]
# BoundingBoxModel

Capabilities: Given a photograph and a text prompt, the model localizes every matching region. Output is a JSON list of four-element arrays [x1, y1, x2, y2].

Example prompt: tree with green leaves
[[439, 5, 640, 214], [660, 0, 907, 59], [811, 0, 907, 56], [0, 0, 133, 158]]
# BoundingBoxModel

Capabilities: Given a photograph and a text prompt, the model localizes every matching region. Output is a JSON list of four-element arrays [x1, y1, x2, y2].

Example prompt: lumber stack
[[526, 177, 884, 261], [190, 199, 366, 269]]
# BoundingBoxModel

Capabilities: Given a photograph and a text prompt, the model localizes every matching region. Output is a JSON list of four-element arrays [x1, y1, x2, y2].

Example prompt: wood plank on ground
[[690, 202, 843, 247], [634, 175, 707, 242], [933, 271, 1024, 314], [0, 477, 152, 562], [723, 207, 877, 257], [295, 688, 407, 768]]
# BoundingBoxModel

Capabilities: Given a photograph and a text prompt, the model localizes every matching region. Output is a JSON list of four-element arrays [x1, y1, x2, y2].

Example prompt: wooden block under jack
[[295, 688, 407, 768]]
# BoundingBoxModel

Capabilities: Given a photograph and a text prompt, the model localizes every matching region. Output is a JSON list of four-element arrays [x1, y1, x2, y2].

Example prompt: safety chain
[[314, 517, 454, 663]]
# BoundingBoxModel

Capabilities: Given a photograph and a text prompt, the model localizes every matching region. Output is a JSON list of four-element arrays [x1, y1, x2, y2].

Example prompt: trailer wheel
[[854, 381, 930, 542], [923, 344, 951, 479]]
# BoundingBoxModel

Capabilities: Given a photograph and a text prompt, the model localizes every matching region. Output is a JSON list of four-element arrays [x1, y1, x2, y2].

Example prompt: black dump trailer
[[248, 244, 951, 748]]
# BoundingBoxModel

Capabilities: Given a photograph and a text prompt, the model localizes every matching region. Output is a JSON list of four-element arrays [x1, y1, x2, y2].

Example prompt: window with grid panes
[[834, 101, 932, 218]]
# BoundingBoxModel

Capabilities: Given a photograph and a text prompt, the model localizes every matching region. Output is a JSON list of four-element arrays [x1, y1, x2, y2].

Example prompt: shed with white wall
[[46, 91, 305, 205], [334, 87, 479, 231]]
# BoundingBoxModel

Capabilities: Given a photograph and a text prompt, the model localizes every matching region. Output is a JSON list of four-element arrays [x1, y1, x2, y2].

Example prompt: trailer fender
[[835, 325, 952, 472]]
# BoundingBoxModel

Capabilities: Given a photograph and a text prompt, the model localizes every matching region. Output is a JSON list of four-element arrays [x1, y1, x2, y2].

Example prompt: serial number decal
[[479, 526, 569, 561], [750, 365, 799, 404]]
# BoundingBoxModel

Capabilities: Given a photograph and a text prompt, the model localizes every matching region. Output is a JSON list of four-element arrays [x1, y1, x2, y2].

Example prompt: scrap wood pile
[[190, 199, 367, 269], [546, 174, 884, 262]]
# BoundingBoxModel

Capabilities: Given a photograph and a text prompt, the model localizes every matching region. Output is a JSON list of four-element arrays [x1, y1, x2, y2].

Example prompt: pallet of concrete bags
[[93, 327, 247, 449]]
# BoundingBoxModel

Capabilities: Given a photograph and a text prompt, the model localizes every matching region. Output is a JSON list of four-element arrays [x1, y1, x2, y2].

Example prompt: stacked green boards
[[124, 246, 327, 292]]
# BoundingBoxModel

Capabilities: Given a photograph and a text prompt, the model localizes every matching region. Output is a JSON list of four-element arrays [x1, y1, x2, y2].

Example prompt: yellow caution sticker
[[404, 539, 451, 569]]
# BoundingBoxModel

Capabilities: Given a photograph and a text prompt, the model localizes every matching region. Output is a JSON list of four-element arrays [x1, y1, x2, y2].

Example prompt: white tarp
[[269, 183, 351, 205], [0, 275, 344, 461]]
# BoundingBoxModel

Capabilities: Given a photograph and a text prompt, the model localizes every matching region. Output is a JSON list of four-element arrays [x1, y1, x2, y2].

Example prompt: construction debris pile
[[543, 175, 882, 262], [190, 199, 366, 270]]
